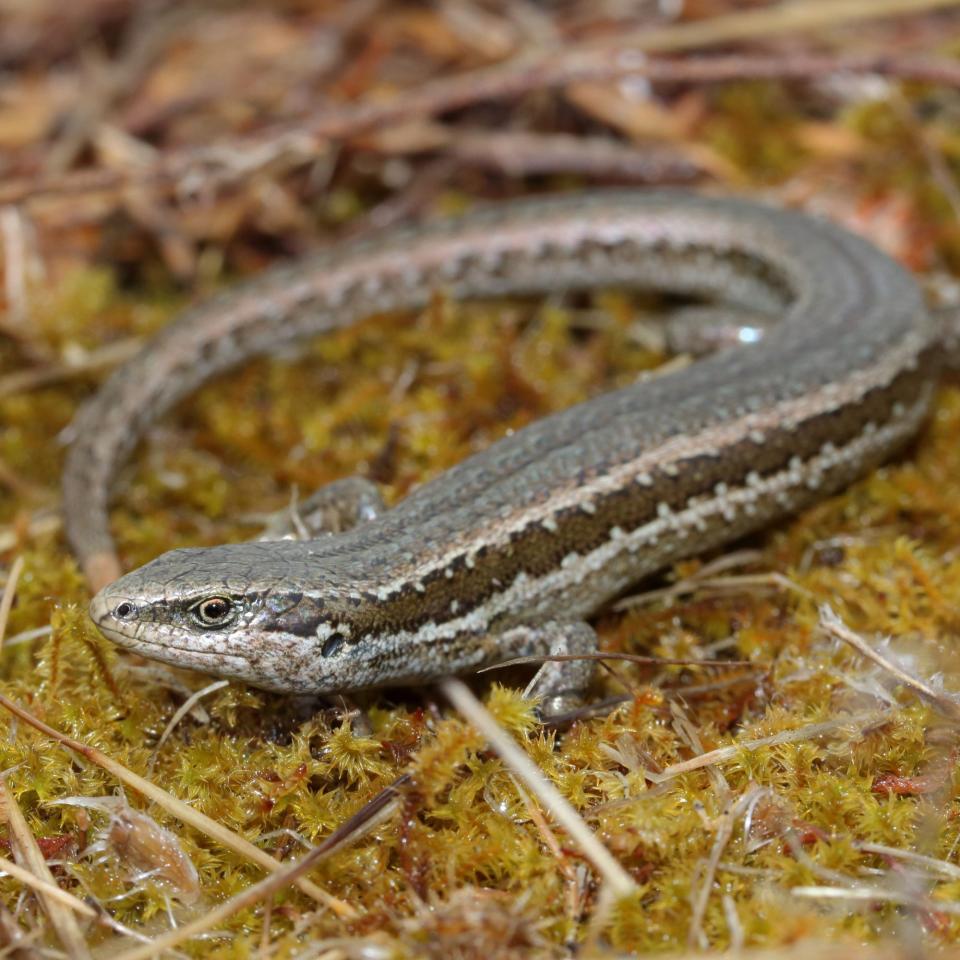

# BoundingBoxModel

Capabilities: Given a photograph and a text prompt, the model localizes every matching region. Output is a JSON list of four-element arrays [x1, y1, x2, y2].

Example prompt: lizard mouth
[[88, 592, 251, 670]]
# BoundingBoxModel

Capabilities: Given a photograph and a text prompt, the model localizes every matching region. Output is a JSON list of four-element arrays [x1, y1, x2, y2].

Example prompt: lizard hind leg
[[495, 621, 598, 719]]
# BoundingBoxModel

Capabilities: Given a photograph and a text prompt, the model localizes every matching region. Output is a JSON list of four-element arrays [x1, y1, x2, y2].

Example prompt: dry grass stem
[[2, 626, 51, 649], [0, 853, 97, 919], [587, 0, 960, 54], [0, 557, 24, 650], [108, 776, 407, 960], [0, 779, 92, 959], [792, 884, 960, 913], [0, 693, 354, 915], [0, 337, 142, 399], [688, 787, 765, 948], [653, 711, 893, 781], [616, 572, 812, 611], [0, 207, 29, 328], [0, 514, 60, 554], [857, 842, 960, 881], [146, 679, 229, 773], [819, 606, 960, 720], [509, 776, 579, 885], [440, 677, 637, 899]]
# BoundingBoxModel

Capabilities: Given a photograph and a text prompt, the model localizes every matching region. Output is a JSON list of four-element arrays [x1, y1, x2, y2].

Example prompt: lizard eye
[[114, 601, 137, 620], [190, 596, 236, 628]]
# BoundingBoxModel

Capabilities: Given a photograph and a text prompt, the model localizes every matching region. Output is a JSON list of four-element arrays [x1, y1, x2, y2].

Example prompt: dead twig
[[444, 129, 702, 182], [45, 6, 194, 175], [2, 3, 959, 208], [480, 651, 756, 671]]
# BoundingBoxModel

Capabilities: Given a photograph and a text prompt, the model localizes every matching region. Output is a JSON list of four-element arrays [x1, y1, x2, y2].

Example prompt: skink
[[65, 191, 939, 714]]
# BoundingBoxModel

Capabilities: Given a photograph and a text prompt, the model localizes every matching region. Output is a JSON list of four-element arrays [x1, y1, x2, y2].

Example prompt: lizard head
[[88, 542, 370, 694]]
